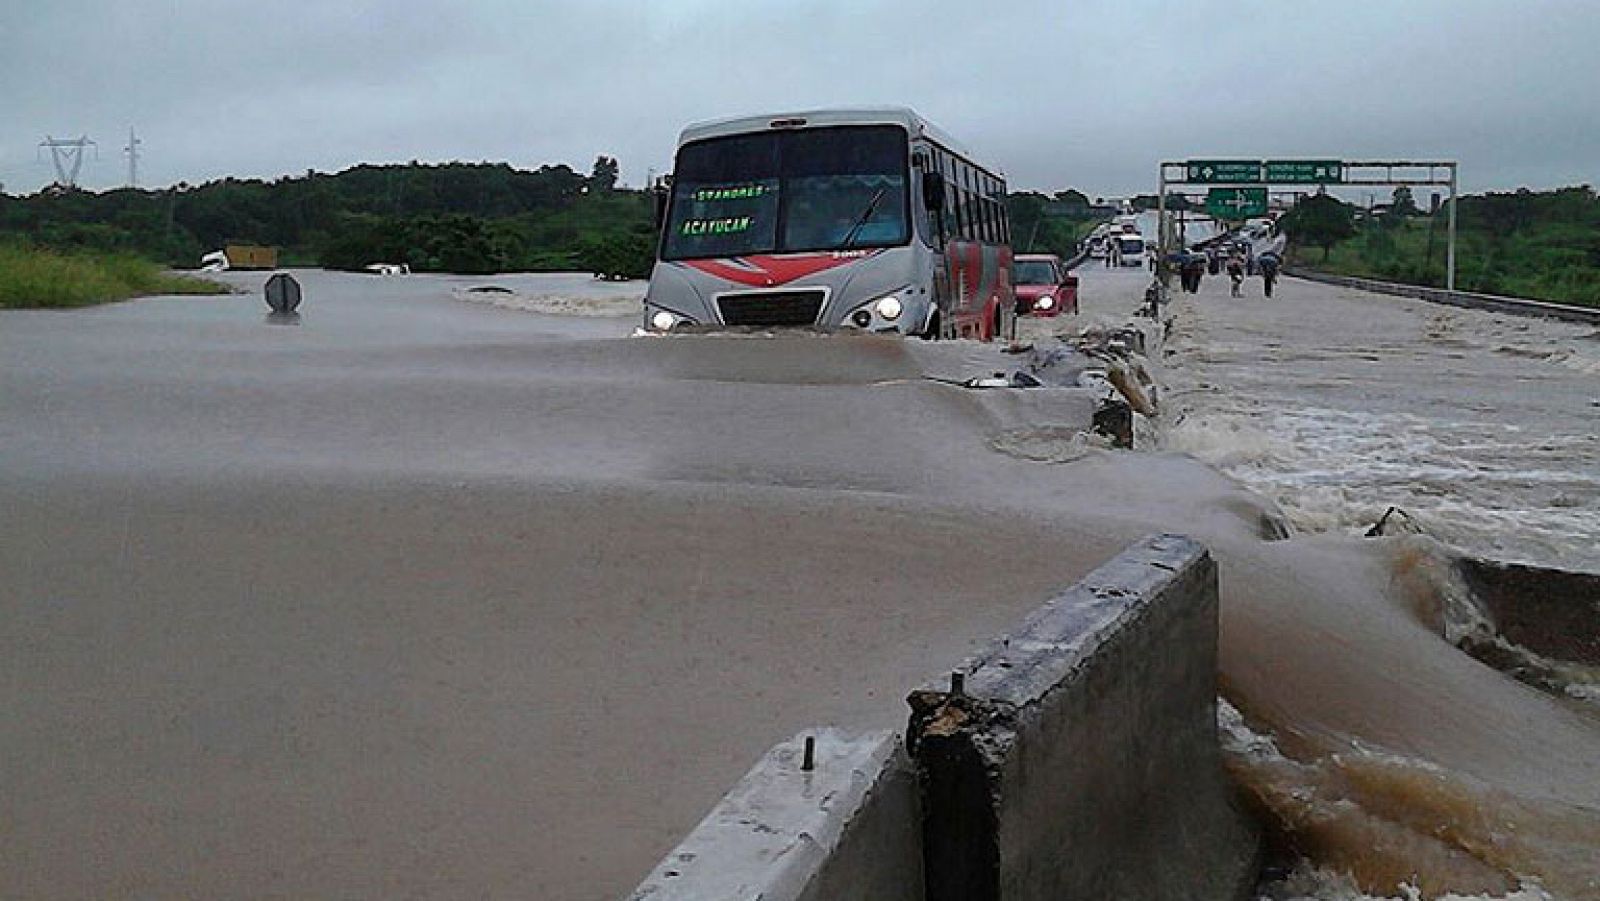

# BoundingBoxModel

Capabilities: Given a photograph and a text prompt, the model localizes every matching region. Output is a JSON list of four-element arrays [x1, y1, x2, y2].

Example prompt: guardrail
[[1283, 267, 1600, 325]]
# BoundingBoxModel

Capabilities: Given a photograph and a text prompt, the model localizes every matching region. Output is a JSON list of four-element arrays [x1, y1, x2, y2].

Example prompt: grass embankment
[[1297, 214, 1600, 310], [0, 243, 228, 309]]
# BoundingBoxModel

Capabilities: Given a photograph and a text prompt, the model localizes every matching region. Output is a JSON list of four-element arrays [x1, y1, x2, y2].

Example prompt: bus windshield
[[662, 125, 909, 261]]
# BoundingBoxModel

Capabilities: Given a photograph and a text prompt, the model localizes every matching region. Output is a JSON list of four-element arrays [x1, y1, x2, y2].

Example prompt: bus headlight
[[873, 296, 903, 321], [1036, 296, 1055, 310], [651, 310, 679, 331]]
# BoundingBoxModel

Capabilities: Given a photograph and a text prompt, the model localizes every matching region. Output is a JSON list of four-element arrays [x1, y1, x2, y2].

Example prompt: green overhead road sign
[[1206, 187, 1268, 219], [1184, 160, 1263, 183], [1265, 160, 1343, 184]]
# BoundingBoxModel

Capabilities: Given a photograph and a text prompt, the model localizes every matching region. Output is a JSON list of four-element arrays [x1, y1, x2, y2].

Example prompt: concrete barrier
[[1283, 267, 1600, 325], [907, 533, 1260, 901], [627, 728, 923, 901], [629, 534, 1260, 900]]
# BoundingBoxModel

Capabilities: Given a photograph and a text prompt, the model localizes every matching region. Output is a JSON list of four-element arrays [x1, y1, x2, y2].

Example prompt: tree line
[[1, 158, 1117, 280], [1280, 185, 1600, 306], [0, 156, 655, 279]]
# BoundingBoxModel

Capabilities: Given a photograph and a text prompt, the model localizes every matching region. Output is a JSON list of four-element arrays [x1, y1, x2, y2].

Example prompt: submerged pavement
[[3, 268, 1597, 899]]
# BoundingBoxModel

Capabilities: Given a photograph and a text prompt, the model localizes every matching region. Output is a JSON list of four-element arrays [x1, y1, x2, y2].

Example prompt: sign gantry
[[1155, 159, 1459, 290]]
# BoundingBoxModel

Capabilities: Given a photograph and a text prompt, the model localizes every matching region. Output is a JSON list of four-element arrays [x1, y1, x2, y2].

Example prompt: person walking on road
[[1180, 252, 1206, 293], [1226, 250, 1246, 297], [1258, 251, 1281, 298]]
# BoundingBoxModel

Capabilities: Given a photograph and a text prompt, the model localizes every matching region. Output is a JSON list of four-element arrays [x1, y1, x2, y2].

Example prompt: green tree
[[577, 231, 652, 280], [1391, 186, 1420, 217], [1281, 192, 1356, 261], [589, 156, 620, 192], [1053, 189, 1091, 212], [1130, 192, 1190, 212]]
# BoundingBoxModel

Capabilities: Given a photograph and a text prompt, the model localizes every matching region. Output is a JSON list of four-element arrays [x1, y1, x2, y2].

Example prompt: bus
[[643, 108, 1014, 341], [1111, 232, 1146, 268]]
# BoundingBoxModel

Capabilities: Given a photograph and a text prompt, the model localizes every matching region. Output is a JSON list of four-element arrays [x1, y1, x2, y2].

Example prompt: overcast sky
[[3, 0, 1597, 197]]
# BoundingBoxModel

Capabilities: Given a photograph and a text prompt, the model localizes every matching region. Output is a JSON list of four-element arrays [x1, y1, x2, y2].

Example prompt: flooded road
[[1069, 266, 1600, 899], [0, 271, 1143, 898], [1156, 268, 1600, 574], [3, 268, 1597, 899]]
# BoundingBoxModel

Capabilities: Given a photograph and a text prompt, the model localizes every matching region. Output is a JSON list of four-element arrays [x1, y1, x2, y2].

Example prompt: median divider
[[908, 533, 1259, 900], [627, 534, 1261, 900], [627, 728, 924, 901]]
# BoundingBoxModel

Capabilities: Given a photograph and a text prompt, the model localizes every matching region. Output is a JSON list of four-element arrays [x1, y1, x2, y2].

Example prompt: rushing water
[[1078, 268, 1600, 900], [1155, 274, 1600, 574]]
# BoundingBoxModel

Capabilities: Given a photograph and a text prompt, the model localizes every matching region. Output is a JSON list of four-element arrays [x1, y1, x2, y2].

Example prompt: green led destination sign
[[680, 216, 754, 236], [692, 184, 770, 202]]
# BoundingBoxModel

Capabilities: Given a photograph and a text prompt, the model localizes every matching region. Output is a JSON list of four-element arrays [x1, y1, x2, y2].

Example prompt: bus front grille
[[717, 291, 825, 327]]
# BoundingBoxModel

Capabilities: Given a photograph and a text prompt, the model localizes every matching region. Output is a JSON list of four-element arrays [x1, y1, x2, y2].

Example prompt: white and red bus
[[643, 108, 1014, 340]]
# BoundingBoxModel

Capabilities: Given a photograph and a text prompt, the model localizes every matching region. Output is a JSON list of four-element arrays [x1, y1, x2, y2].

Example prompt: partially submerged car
[[1012, 254, 1078, 317]]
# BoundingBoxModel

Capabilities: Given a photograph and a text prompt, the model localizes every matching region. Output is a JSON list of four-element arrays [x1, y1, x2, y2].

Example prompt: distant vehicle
[[223, 243, 278, 270], [1012, 254, 1078, 317], [644, 107, 1015, 341], [199, 250, 229, 273], [1111, 233, 1146, 268], [1086, 229, 1109, 258], [363, 263, 411, 276]]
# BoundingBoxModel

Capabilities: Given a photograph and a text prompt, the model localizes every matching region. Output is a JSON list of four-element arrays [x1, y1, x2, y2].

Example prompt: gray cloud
[[2, 0, 1597, 196]]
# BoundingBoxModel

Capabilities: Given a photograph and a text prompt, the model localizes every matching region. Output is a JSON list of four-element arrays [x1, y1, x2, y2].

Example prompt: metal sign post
[[1156, 166, 1167, 286], [1447, 164, 1458, 291]]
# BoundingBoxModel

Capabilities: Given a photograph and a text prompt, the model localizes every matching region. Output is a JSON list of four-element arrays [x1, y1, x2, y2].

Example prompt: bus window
[[661, 125, 910, 260], [659, 132, 781, 260], [780, 126, 910, 252]]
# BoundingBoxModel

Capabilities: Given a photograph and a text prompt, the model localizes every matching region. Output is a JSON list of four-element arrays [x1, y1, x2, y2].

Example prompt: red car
[[1013, 254, 1078, 317]]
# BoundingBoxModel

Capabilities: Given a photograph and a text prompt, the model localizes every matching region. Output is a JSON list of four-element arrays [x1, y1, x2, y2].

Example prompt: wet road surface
[[4, 268, 1597, 899]]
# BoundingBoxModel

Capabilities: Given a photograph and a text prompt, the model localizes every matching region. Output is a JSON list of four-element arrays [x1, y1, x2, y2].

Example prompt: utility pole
[[39, 135, 97, 188], [124, 127, 142, 188]]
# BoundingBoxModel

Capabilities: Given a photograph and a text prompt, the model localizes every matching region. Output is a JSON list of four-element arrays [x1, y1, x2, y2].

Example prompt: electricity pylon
[[39, 135, 97, 188], [124, 127, 142, 188]]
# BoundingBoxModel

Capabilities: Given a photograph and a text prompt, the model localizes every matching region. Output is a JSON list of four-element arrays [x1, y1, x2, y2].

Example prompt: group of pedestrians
[[1170, 244, 1281, 297]]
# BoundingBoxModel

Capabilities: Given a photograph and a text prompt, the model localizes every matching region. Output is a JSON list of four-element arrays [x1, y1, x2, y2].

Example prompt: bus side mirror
[[652, 184, 669, 232], [922, 171, 945, 212]]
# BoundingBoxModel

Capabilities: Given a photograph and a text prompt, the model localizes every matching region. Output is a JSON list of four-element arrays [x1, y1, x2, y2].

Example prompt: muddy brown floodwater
[[2, 268, 1596, 899]]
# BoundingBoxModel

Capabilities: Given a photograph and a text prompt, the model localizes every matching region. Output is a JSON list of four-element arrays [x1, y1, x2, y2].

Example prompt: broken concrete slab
[[907, 534, 1260, 901]]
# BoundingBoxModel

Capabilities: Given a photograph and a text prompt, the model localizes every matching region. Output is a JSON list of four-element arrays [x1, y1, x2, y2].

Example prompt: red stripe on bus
[[683, 252, 880, 287]]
